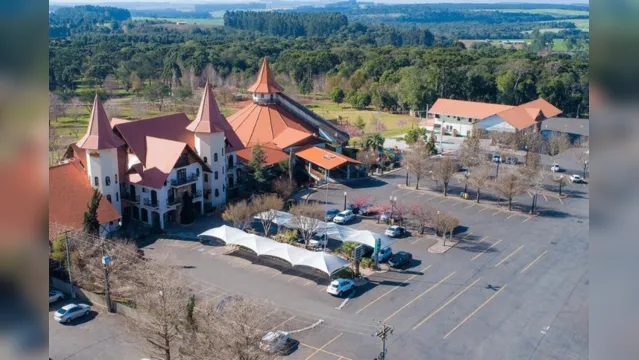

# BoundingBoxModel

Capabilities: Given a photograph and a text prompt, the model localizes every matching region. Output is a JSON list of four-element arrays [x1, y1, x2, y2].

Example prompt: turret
[[247, 57, 283, 104]]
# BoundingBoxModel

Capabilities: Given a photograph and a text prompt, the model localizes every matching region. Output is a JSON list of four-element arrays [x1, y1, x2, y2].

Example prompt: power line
[[373, 320, 394, 360]]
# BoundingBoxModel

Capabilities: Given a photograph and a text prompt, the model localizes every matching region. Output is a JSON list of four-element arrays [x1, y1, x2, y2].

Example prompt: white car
[[569, 174, 582, 183], [551, 163, 560, 172], [333, 210, 355, 224], [326, 278, 355, 297], [309, 234, 328, 248], [372, 246, 393, 263], [54, 303, 91, 323], [385, 225, 408, 238], [49, 289, 64, 303]]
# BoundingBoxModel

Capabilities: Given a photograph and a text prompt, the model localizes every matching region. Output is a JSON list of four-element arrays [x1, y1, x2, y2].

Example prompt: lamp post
[[389, 196, 397, 225], [405, 166, 409, 187], [102, 255, 113, 313], [436, 210, 441, 237], [343, 191, 348, 211], [583, 160, 588, 179]]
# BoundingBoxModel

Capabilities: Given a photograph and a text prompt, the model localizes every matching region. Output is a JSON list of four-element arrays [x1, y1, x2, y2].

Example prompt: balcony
[[143, 198, 159, 209], [192, 189, 203, 199], [122, 192, 140, 204], [166, 197, 180, 207], [171, 173, 199, 187]]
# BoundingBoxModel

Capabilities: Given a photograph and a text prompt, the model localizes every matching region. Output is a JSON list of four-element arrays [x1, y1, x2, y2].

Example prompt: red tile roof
[[495, 106, 542, 129], [235, 143, 289, 166], [49, 161, 121, 230], [247, 57, 284, 94], [76, 95, 125, 150], [519, 98, 562, 118], [226, 103, 314, 148], [125, 137, 187, 189], [272, 128, 314, 149], [294, 146, 361, 170], [429, 99, 513, 119]]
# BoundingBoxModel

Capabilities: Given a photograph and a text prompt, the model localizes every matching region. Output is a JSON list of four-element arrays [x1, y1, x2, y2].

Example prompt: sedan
[[379, 211, 401, 223], [333, 210, 355, 224], [49, 289, 64, 304], [372, 246, 393, 263], [569, 174, 582, 183], [325, 208, 340, 222], [385, 225, 408, 238], [54, 303, 91, 323], [326, 278, 355, 297], [551, 163, 561, 172], [388, 251, 413, 268]]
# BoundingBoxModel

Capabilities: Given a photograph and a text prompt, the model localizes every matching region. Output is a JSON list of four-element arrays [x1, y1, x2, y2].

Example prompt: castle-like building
[[49, 58, 360, 236]]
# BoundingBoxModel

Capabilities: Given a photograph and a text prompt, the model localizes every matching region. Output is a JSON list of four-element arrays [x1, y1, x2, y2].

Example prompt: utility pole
[[64, 231, 75, 299], [373, 321, 393, 360], [102, 255, 113, 313]]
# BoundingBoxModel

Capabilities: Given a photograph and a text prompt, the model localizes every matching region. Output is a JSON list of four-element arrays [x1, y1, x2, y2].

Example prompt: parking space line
[[427, 196, 438, 201], [506, 213, 518, 219], [475, 236, 489, 244], [464, 203, 476, 209], [492, 210, 502, 216], [521, 216, 533, 223], [439, 198, 451, 204], [383, 271, 456, 322], [304, 275, 325, 286], [269, 316, 295, 332], [305, 333, 343, 360], [471, 240, 503, 261], [462, 232, 473, 240], [558, 197, 564, 205], [236, 261, 253, 268], [186, 242, 202, 250], [451, 201, 461, 207], [443, 285, 508, 339], [356, 265, 432, 314], [299, 342, 352, 360], [410, 237, 421, 244], [417, 192, 428, 198], [542, 194, 548, 201], [520, 250, 548, 274], [477, 207, 490, 212], [412, 277, 482, 330], [494, 245, 524, 267]]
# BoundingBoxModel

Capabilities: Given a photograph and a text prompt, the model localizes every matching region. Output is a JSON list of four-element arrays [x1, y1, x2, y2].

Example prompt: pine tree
[[248, 144, 266, 184], [180, 192, 195, 225], [426, 134, 437, 155], [83, 189, 102, 235]]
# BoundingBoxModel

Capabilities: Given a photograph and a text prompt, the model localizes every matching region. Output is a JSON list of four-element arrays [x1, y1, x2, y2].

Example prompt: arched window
[[204, 173, 209, 182], [115, 175, 118, 184], [215, 189, 219, 197], [94, 177, 99, 186], [105, 176, 111, 186], [107, 194, 112, 203], [214, 153, 218, 162], [214, 171, 218, 180], [116, 192, 119, 201], [204, 156, 208, 164]]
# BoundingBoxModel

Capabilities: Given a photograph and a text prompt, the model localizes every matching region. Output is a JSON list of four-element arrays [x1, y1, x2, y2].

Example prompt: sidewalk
[[428, 239, 459, 254]]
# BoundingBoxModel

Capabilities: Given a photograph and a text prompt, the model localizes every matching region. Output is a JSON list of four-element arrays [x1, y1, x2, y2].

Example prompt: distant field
[[461, 39, 529, 49], [484, 8, 589, 17], [132, 16, 223, 26]]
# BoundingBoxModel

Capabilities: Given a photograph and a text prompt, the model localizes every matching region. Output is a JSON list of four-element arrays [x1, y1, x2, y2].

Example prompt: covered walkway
[[294, 146, 362, 181], [198, 225, 350, 276]]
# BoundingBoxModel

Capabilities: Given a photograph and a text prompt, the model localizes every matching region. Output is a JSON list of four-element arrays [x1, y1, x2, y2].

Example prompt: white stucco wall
[[86, 147, 122, 217], [477, 115, 517, 133], [434, 118, 474, 137], [195, 133, 226, 206]]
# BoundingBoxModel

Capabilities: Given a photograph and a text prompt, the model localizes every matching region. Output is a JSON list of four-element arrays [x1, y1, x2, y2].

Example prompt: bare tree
[[434, 156, 457, 196], [516, 130, 543, 166], [551, 174, 569, 196], [574, 139, 589, 178], [49, 127, 65, 165], [467, 163, 491, 203], [271, 178, 296, 201], [131, 96, 149, 119], [103, 74, 119, 96], [492, 171, 528, 211], [356, 149, 377, 176], [127, 266, 188, 360], [544, 131, 571, 164], [251, 194, 284, 237], [289, 203, 323, 248], [410, 203, 435, 235], [348, 194, 371, 211], [435, 213, 459, 246], [104, 99, 122, 118], [216, 86, 234, 106], [49, 92, 66, 125], [402, 140, 433, 190], [222, 200, 253, 230]]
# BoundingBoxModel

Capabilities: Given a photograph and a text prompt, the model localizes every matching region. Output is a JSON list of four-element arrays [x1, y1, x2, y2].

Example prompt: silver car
[[54, 303, 91, 323]]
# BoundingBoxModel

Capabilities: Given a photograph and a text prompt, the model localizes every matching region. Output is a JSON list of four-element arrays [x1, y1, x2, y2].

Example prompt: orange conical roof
[[76, 94, 125, 150], [247, 57, 284, 94]]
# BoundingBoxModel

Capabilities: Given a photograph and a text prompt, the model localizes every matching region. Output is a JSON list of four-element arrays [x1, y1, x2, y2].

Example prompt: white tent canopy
[[344, 230, 393, 249], [198, 225, 350, 275]]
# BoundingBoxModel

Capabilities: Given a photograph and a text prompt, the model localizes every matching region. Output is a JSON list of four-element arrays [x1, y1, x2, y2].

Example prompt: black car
[[388, 251, 413, 268]]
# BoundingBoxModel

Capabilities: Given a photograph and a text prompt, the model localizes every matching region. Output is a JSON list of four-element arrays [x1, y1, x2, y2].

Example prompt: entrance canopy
[[198, 225, 350, 275], [294, 146, 361, 170]]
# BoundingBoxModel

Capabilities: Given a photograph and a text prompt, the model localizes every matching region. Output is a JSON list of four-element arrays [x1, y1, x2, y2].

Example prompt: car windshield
[[327, 210, 339, 215], [56, 309, 68, 314]]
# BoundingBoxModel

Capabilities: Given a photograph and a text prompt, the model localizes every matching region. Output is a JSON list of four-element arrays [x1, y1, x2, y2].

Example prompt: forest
[[48, 5, 589, 118], [224, 11, 348, 38]]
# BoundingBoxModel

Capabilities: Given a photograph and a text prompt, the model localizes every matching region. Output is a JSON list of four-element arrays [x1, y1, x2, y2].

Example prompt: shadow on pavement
[[57, 311, 99, 326]]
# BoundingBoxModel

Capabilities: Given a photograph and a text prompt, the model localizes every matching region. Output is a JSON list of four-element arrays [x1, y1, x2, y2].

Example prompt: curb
[[428, 240, 459, 254]]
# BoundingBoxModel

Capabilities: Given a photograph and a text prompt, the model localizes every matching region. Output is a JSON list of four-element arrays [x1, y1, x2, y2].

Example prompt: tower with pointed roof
[[187, 82, 233, 207], [76, 94, 125, 218], [247, 57, 284, 104]]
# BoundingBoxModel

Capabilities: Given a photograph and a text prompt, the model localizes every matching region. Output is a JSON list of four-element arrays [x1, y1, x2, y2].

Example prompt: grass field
[[485, 8, 589, 17], [132, 16, 224, 26]]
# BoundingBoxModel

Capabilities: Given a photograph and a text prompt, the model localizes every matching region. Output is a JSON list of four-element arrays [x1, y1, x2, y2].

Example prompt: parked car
[[372, 246, 393, 263], [325, 208, 340, 222], [551, 163, 561, 172], [504, 156, 518, 165], [379, 211, 402, 223], [309, 234, 328, 248], [49, 289, 64, 304], [326, 278, 355, 297], [388, 251, 413, 268], [259, 331, 299, 355], [492, 155, 502, 163], [333, 210, 355, 224], [358, 204, 376, 216], [385, 225, 408, 238], [569, 174, 582, 183], [54, 303, 91, 323]]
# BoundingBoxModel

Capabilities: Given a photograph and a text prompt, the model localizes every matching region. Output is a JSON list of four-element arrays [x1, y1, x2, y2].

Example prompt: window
[[222, 166, 224, 174], [196, 168, 200, 177], [204, 156, 208, 163], [105, 176, 111, 186], [204, 173, 209, 182], [142, 188, 148, 193], [468, 119, 472, 123], [214, 153, 218, 162], [116, 192, 119, 201], [94, 177, 99, 186], [164, 181, 167, 187], [215, 189, 219, 197], [141, 208, 148, 222], [107, 194, 112, 203], [214, 171, 218, 180], [115, 175, 118, 184]]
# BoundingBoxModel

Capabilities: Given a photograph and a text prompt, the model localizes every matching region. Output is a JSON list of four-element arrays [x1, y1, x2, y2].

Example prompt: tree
[[251, 194, 284, 237], [143, 82, 171, 111], [49, 92, 66, 125], [222, 200, 252, 230], [130, 72, 143, 93], [520, 165, 545, 214], [364, 133, 385, 151], [289, 203, 323, 248], [574, 139, 589, 178], [248, 144, 266, 186], [127, 266, 188, 360], [435, 212, 459, 246], [50, 234, 68, 264], [271, 178, 295, 201], [404, 127, 426, 145], [356, 149, 377, 176], [402, 140, 432, 190], [349, 194, 371, 210], [434, 156, 456, 196], [354, 116, 366, 132], [174, 87, 193, 102], [83, 189, 102, 235], [468, 163, 492, 203], [329, 86, 345, 104], [551, 174, 569, 196], [410, 203, 435, 235], [425, 134, 437, 155], [492, 171, 527, 211], [336, 241, 359, 260], [544, 131, 571, 164]]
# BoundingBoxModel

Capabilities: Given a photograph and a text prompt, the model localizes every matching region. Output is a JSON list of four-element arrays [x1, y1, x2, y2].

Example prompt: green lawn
[[132, 17, 224, 26], [487, 9, 589, 17]]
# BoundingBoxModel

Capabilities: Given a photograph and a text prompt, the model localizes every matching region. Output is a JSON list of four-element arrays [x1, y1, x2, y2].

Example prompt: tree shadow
[[342, 177, 388, 189], [455, 240, 501, 254]]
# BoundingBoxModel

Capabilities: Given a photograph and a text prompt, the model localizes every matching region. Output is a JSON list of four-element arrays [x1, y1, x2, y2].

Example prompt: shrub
[[332, 267, 354, 279], [360, 257, 374, 269], [335, 241, 359, 260], [274, 229, 298, 244]]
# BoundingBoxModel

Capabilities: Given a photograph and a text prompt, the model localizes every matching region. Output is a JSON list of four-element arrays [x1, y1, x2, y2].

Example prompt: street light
[[343, 191, 348, 210], [405, 166, 410, 186], [389, 196, 397, 225]]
